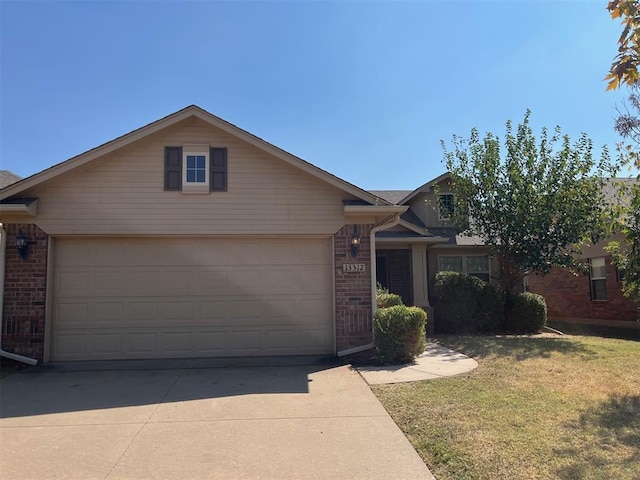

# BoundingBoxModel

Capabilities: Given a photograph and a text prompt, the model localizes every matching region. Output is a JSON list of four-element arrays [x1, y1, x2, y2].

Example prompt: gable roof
[[397, 172, 452, 205], [0, 105, 389, 205], [368, 190, 412, 204], [0, 170, 21, 189]]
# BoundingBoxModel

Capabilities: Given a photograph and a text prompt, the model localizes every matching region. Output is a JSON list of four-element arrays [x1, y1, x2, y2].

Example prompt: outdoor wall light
[[350, 226, 361, 257], [16, 229, 29, 260]]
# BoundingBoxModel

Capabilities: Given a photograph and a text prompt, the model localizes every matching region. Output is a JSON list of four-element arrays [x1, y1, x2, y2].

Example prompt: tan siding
[[24, 118, 352, 235], [407, 179, 454, 228]]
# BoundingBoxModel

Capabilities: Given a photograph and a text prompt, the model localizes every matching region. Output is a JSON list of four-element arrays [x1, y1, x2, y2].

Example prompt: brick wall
[[334, 224, 373, 352], [2, 224, 48, 361], [528, 258, 638, 322]]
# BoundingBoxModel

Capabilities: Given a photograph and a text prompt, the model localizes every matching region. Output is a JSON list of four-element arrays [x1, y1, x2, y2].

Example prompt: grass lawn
[[372, 334, 640, 480]]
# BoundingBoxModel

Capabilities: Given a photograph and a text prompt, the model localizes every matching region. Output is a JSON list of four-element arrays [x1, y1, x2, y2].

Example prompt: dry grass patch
[[372, 335, 640, 480]]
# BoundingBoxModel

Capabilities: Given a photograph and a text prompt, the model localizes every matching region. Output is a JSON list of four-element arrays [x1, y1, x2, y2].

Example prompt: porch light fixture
[[350, 226, 361, 257], [16, 229, 29, 260]]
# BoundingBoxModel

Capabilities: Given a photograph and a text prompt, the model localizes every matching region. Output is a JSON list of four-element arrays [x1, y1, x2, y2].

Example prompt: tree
[[607, 83, 640, 306], [442, 111, 619, 295], [605, 184, 640, 304], [606, 0, 640, 90]]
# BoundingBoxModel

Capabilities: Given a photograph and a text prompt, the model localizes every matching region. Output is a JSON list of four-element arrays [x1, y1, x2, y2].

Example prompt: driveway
[[0, 361, 434, 480]]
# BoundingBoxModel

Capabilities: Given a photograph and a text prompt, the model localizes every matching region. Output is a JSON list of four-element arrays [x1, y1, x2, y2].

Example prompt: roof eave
[[0, 199, 38, 217], [343, 205, 408, 215]]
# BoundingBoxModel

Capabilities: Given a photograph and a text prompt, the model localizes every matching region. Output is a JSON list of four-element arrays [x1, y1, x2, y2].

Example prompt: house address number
[[343, 263, 366, 273]]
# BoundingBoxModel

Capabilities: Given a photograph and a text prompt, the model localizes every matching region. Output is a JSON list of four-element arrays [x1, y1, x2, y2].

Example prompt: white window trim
[[182, 144, 210, 194], [438, 193, 455, 221], [437, 254, 491, 281]]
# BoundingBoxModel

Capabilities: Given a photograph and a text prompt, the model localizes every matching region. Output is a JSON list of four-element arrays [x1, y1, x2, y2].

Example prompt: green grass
[[372, 335, 640, 480]]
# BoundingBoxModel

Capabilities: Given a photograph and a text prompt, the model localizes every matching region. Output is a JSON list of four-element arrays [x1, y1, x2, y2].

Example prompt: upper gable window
[[164, 145, 227, 193], [182, 145, 209, 193], [186, 154, 207, 184], [438, 194, 455, 221]]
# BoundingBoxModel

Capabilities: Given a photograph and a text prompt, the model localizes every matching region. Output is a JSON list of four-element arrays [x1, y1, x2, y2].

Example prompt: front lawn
[[373, 335, 640, 480]]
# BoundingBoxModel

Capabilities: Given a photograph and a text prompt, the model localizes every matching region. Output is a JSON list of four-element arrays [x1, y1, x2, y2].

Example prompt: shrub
[[476, 281, 506, 332], [506, 292, 547, 333], [377, 292, 404, 308], [374, 305, 427, 364], [433, 271, 483, 333]]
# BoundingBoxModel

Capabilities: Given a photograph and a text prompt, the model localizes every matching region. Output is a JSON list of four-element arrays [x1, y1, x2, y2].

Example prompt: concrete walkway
[[356, 342, 478, 385], [0, 362, 435, 480]]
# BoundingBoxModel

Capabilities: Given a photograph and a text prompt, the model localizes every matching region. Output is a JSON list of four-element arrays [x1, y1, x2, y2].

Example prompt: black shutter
[[210, 147, 227, 191], [164, 147, 182, 191]]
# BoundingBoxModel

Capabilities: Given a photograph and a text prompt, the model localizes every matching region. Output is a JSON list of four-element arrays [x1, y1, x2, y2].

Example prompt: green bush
[[476, 281, 506, 332], [506, 292, 547, 333], [433, 271, 506, 333], [377, 292, 404, 308], [374, 305, 427, 364], [433, 271, 483, 333]]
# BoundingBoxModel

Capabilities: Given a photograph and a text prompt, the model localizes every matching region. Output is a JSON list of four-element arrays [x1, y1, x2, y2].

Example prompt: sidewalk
[[355, 342, 478, 385]]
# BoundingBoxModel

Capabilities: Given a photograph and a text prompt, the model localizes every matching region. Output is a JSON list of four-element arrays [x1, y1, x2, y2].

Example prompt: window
[[185, 154, 207, 184], [438, 194, 455, 221], [164, 146, 227, 193], [590, 257, 607, 301], [438, 255, 490, 282], [182, 146, 209, 193]]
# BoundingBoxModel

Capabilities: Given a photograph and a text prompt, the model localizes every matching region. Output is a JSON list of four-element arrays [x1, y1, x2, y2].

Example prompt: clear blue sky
[[0, 0, 631, 190]]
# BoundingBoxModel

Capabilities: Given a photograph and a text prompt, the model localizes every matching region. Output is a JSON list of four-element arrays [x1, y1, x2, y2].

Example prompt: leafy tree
[[442, 111, 619, 295], [605, 185, 640, 304], [607, 83, 640, 306], [606, 0, 640, 90]]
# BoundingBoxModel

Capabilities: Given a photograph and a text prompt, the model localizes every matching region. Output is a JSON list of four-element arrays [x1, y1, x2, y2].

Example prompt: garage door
[[51, 237, 333, 361]]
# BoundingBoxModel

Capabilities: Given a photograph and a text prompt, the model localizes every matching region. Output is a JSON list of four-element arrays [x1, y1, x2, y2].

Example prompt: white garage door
[[51, 237, 334, 361]]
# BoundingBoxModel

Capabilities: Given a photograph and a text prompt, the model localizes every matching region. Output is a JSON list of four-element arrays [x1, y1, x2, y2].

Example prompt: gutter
[[0, 224, 38, 365], [337, 213, 402, 357]]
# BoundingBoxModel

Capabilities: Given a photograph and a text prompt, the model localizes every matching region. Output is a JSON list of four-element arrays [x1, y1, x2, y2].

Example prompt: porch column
[[411, 243, 429, 307]]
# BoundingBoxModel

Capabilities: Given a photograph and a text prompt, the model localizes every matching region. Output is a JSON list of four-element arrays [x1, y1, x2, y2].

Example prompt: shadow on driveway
[[1, 356, 341, 420]]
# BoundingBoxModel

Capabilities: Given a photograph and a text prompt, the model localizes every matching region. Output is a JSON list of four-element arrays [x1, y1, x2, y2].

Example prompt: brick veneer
[[334, 224, 373, 352], [2, 224, 48, 361], [528, 257, 638, 322]]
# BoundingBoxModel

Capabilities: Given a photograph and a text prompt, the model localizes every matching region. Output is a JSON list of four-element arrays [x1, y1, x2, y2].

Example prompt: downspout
[[0, 224, 38, 365], [337, 213, 401, 357]]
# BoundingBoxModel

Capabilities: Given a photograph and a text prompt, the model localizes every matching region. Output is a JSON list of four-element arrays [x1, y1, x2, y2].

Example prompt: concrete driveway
[[0, 361, 434, 480]]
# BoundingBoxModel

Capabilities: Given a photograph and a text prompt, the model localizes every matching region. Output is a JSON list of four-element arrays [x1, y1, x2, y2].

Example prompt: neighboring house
[[0, 170, 22, 188], [0, 105, 409, 363], [527, 178, 639, 326]]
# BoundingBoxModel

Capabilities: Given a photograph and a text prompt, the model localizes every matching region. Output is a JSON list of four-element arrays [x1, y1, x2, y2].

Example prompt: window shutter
[[164, 146, 182, 190], [210, 147, 227, 191]]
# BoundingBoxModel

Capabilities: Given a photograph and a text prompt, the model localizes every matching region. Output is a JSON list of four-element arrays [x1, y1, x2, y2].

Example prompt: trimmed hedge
[[374, 305, 427, 364], [506, 292, 547, 333], [433, 271, 545, 334]]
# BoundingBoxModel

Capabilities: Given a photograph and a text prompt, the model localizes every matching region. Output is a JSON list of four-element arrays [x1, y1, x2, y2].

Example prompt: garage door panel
[[52, 237, 333, 361]]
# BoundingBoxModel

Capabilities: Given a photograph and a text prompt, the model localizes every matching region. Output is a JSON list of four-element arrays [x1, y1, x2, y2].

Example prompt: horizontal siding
[[24, 118, 353, 235]]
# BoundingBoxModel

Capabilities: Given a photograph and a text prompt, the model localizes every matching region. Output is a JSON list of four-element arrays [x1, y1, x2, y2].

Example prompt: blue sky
[[0, 0, 631, 190]]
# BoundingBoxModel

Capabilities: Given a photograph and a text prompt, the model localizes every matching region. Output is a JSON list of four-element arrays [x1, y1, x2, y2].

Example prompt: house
[[0, 170, 22, 189], [1, 105, 414, 363], [1, 106, 498, 364]]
